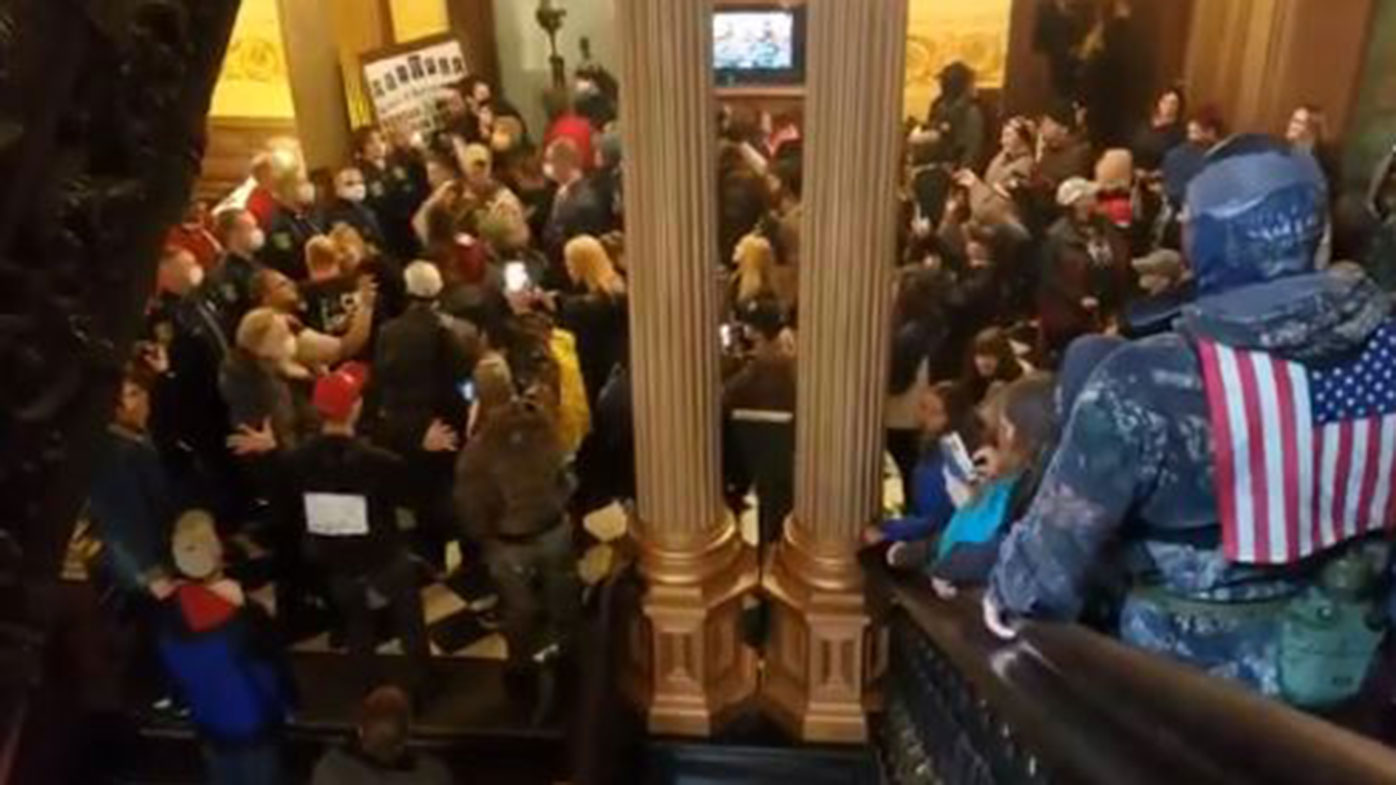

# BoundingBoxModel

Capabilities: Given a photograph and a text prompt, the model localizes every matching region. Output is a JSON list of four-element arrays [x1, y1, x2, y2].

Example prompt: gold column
[[616, 0, 757, 736], [764, 0, 907, 743]]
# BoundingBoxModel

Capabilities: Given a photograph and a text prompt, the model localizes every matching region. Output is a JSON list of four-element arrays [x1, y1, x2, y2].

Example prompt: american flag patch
[[1196, 323, 1396, 565]]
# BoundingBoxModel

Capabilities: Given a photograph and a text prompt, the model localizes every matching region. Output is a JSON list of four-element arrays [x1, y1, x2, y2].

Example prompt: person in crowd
[[156, 511, 293, 785], [1365, 143, 1396, 291], [254, 268, 378, 370], [1131, 86, 1186, 172], [924, 374, 1057, 595], [723, 298, 797, 415], [333, 223, 405, 339], [730, 232, 781, 314], [222, 306, 317, 460], [321, 166, 386, 250], [1077, 0, 1147, 149], [1033, 0, 1091, 103], [718, 142, 773, 273], [354, 126, 428, 262], [985, 116, 1038, 193], [311, 685, 451, 785], [147, 247, 238, 517], [886, 265, 952, 500], [1286, 104, 1343, 195], [89, 371, 174, 594], [262, 170, 323, 281], [372, 261, 475, 570], [167, 200, 222, 272], [458, 141, 530, 247], [275, 363, 454, 694], [590, 128, 624, 232], [869, 382, 980, 549], [1036, 101, 1095, 192], [961, 327, 1028, 406], [455, 356, 580, 681], [1038, 177, 1132, 362], [245, 153, 282, 229], [544, 94, 596, 176], [539, 235, 628, 408], [209, 208, 267, 332], [1094, 148, 1135, 231], [986, 137, 1395, 707], [542, 138, 609, 266], [924, 61, 986, 170], [300, 236, 360, 337], [944, 228, 1003, 360], [1162, 105, 1224, 206], [574, 61, 620, 131]]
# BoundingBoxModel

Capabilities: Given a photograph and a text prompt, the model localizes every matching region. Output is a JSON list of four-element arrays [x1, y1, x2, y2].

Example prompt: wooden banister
[[865, 550, 1396, 785]]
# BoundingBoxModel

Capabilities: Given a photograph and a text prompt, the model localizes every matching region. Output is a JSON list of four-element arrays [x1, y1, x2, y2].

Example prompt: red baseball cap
[[313, 362, 369, 422]]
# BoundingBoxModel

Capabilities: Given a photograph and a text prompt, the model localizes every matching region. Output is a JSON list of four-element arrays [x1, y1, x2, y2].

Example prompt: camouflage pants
[[1119, 592, 1283, 697]]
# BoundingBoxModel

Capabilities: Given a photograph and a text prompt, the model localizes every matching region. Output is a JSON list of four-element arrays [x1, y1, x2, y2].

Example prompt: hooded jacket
[[989, 138, 1390, 695], [455, 400, 571, 540]]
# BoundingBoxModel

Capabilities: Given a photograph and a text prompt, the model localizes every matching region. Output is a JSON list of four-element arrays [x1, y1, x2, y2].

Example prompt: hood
[[1180, 264, 1388, 362], [1185, 135, 1327, 296]]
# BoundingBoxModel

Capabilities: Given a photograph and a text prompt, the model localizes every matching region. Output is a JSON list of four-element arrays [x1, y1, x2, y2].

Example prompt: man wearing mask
[[209, 208, 267, 333], [321, 166, 386, 250], [262, 172, 323, 281]]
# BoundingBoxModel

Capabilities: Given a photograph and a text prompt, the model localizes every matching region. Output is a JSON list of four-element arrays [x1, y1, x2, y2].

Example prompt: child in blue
[[865, 382, 981, 549], [927, 374, 1058, 597]]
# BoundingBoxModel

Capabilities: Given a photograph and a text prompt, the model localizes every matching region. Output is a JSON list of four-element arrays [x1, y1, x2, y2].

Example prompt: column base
[[759, 526, 873, 743], [623, 521, 761, 736]]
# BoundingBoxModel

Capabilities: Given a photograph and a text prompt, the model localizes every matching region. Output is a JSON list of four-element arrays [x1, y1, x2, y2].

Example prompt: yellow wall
[[903, 0, 1012, 119], [390, 0, 451, 43], [210, 0, 296, 119]]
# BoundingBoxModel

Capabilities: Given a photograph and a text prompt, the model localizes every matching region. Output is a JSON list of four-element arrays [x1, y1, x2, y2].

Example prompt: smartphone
[[942, 432, 975, 482], [458, 380, 476, 403], [504, 261, 530, 294]]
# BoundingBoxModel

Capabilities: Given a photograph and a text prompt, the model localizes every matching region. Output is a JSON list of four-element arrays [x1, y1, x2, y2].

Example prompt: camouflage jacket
[[990, 267, 1391, 620]]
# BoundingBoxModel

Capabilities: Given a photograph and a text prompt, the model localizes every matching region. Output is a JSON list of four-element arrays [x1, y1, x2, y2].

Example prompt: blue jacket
[[157, 593, 292, 746], [929, 474, 1020, 585], [882, 443, 958, 542], [88, 426, 173, 590]]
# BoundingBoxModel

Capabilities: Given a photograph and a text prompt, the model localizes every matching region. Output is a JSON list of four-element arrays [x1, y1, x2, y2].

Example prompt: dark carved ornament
[[0, 0, 240, 764]]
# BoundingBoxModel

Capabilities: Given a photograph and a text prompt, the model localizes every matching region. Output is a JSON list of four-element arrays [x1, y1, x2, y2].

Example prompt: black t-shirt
[[300, 275, 360, 336], [286, 435, 405, 575]]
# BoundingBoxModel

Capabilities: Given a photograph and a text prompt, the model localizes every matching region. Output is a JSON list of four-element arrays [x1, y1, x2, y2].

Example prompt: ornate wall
[[210, 0, 296, 120], [902, 0, 1012, 120]]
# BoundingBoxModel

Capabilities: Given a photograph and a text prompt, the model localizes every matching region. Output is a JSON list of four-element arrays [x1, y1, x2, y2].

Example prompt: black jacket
[[371, 303, 472, 451], [260, 205, 322, 281], [320, 199, 386, 249], [555, 290, 628, 406], [287, 434, 408, 576], [360, 153, 428, 262]]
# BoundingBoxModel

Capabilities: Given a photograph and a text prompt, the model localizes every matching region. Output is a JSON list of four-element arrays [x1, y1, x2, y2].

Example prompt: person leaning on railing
[[984, 136, 1395, 711]]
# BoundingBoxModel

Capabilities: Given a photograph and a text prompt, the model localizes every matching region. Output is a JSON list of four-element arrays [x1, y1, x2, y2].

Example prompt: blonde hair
[[564, 235, 625, 296], [328, 223, 368, 266], [304, 235, 342, 277], [731, 233, 775, 305]]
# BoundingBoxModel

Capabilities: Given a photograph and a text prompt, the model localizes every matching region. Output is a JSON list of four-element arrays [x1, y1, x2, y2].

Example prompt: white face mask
[[542, 162, 557, 182], [187, 264, 205, 288], [338, 184, 368, 203], [296, 182, 316, 206], [247, 228, 266, 252]]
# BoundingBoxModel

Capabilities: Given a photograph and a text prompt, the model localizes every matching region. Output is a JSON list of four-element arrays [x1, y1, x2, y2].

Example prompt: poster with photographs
[[362, 33, 468, 139]]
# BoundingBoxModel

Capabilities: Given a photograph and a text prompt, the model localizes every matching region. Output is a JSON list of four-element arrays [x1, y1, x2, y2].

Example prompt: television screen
[[713, 11, 795, 71]]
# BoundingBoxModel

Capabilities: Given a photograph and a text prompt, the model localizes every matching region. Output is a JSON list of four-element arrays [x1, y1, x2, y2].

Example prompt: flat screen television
[[713, 6, 806, 87]]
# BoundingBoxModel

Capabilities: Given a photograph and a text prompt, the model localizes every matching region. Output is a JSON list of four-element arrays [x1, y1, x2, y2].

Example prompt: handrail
[[864, 550, 1396, 785]]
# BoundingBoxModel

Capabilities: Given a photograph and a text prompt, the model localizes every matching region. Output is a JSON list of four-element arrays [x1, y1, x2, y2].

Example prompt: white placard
[[304, 493, 370, 537], [362, 35, 468, 139]]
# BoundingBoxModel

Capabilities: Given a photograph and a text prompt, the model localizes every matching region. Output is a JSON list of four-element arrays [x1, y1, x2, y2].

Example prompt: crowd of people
[[77, 9, 1396, 779]]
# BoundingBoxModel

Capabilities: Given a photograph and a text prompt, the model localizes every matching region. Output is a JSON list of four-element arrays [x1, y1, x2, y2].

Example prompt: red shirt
[[545, 114, 595, 171], [246, 186, 278, 229], [166, 224, 222, 270]]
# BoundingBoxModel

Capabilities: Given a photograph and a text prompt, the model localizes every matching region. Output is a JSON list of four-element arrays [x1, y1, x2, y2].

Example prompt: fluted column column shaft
[[617, 0, 726, 556], [792, 0, 907, 556]]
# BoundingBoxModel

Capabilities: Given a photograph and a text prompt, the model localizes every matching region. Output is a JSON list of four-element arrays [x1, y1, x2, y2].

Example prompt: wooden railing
[[864, 551, 1396, 785]]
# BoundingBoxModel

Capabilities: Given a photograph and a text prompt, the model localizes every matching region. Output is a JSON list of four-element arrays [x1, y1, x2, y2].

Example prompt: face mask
[[247, 228, 266, 252], [338, 184, 367, 203], [296, 182, 316, 206], [543, 162, 557, 182], [188, 264, 205, 288]]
